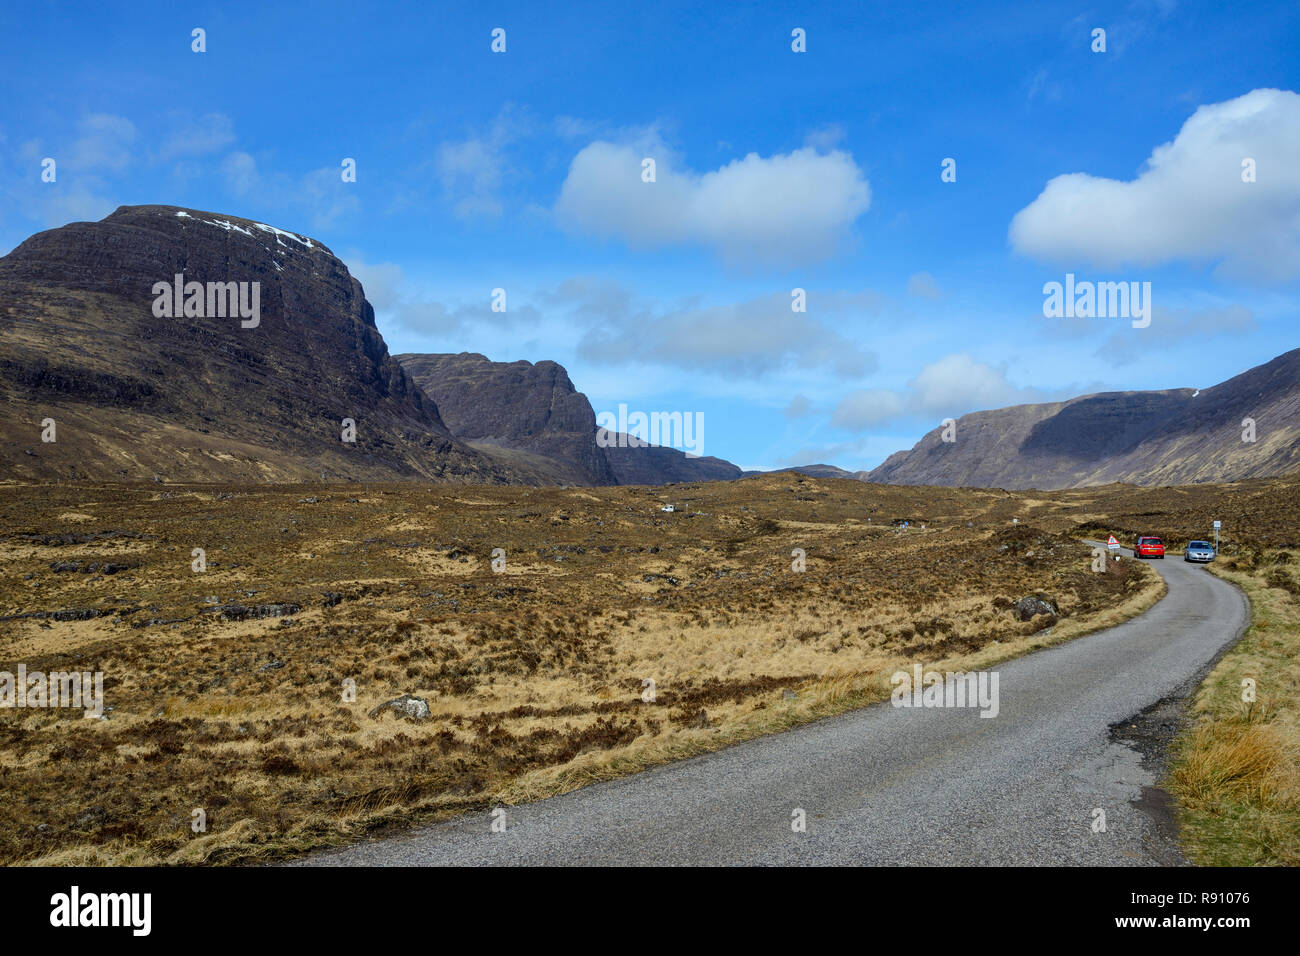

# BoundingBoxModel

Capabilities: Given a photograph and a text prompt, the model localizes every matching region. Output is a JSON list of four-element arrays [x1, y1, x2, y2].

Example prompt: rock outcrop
[[600, 435, 742, 485]]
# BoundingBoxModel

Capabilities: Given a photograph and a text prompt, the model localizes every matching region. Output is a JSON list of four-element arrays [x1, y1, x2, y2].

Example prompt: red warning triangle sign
[[1107, 535, 1119, 547]]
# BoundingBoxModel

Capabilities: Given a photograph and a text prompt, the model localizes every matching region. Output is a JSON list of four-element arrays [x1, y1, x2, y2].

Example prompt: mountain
[[784, 463, 854, 479], [868, 349, 1300, 489], [0, 205, 520, 483], [396, 352, 743, 486], [601, 437, 743, 485], [396, 352, 617, 485], [743, 463, 873, 480]]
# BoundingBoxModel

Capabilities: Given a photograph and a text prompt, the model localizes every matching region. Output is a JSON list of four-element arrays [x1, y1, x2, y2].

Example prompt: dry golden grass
[[499, 573, 1166, 808], [0, 474, 1167, 865], [1167, 557, 1300, 865]]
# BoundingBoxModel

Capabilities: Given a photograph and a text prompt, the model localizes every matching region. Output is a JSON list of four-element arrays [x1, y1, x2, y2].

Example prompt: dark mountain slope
[[868, 349, 1300, 489], [0, 205, 519, 482], [397, 352, 617, 485], [396, 352, 742, 486]]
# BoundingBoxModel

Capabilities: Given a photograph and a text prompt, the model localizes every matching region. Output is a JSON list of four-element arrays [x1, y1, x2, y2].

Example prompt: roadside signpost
[[1107, 534, 1120, 551], [1213, 519, 1221, 554]]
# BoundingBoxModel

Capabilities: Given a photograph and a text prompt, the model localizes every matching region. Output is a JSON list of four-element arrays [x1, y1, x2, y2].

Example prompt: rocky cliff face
[[397, 352, 618, 485], [0, 205, 515, 482], [396, 352, 743, 486], [867, 349, 1300, 489], [600, 437, 743, 485]]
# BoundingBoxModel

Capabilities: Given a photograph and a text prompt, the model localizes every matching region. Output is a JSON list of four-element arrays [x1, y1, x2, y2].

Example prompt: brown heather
[[1, 472, 1297, 865]]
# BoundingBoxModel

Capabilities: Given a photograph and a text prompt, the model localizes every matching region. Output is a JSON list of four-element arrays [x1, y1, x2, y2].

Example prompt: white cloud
[[221, 151, 259, 196], [1095, 304, 1256, 364], [554, 116, 598, 140], [348, 267, 887, 383], [574, 289, 878, 377], [784, 394, 813, 418], [804, 124, 846, 151], [220, 152, 358, 230], [1009, 88, 1300, 281], [158, 113, 235, 161], [537, 276, 635, 325], [347, 258, 540, 336], [435, 106, 530, 220], [830, 390, 906, 429], [67, 114, 136, 172], [828, 354, 1068, 433], [906, 271, 942, 299], [909, 354, 1027, 413], [299, 165, 360, 229], [1, 115, 132, 230], [437, 135, 506, 219], [1026, 68, 1061, 106], [555, 138, 871, 264]]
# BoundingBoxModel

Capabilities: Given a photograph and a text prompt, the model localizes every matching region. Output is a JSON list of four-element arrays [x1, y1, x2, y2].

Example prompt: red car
[[1134, 535, 1165, 559]]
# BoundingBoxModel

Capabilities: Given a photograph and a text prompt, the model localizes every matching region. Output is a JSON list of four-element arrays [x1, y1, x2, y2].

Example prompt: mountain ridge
[[0, 205, 520, 482], [865, 348, 1300, 489], [396, 351, 744, 486]]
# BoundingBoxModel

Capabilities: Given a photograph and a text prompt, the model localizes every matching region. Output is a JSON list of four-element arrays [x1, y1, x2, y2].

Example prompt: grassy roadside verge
[[1167, 555, 1300, 865]]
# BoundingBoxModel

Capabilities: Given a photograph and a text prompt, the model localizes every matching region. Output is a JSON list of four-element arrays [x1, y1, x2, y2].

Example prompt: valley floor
[[1, 472, 1295, 865]]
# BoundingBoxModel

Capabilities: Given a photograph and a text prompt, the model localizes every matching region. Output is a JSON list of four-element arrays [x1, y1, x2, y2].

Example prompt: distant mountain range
[[747, 463, 872, 480], [2, 205, 1296, 490], [0, 205, 741, 485], [866, 349, 1300, 489]]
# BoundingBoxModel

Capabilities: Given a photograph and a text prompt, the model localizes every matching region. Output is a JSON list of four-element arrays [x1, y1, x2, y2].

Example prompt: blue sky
[[2, 0, 1298, 471]]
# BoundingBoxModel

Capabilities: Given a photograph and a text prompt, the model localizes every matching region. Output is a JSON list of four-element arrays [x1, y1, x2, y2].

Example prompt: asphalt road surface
[[297, 543, 1248, 866]]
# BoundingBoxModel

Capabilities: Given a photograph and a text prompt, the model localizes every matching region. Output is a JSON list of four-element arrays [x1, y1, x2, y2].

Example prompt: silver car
[[1184, 540, 1216, 563]]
